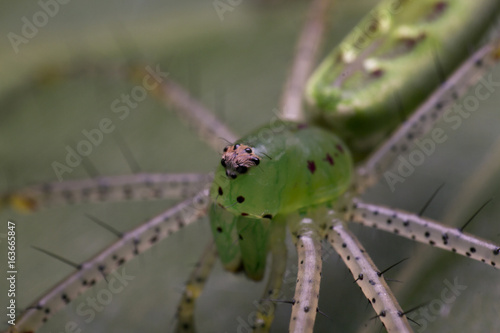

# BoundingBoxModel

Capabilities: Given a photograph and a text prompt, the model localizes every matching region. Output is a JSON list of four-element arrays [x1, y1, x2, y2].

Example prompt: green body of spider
[[209, 122, 352, 279], [207, 0, 500, 282]]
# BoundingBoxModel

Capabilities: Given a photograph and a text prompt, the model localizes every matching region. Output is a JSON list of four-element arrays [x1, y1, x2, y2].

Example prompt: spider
[[1, 0, 500, 332]]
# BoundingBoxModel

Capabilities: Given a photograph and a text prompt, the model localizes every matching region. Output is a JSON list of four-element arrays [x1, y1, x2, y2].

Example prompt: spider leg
[[8, 190, 209, 333], [175, 241, 218, 333], [253, 219, 287, 333], [356, 35, 500, 193], [288, 215, 323, 333], [350, 199, 499, 268], [279, 0, 333, 122], [2, 173, 211, 213], [326, 219, 413, 333]]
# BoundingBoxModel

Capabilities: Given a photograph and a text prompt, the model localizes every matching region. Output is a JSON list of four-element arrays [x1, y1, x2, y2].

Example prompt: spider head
[[220, 144, 261, 179]]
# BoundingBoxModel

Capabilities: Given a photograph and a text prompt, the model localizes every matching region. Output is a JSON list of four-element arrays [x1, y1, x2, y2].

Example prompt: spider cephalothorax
[[212, 123, 352, 219], [220, 143, 260, 179]]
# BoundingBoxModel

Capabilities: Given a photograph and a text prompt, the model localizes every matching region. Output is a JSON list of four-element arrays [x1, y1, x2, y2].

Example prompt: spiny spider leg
[[253, 219, 287, 333], [356, 35, 500, 193], [175, 241, 217, 333], [326, 219, 412, 333], [288, 215, 323, 333], [279, 0, 333, 122], [8, 190, 209, 333], [349, 199, 500, 268], [2, 173, 211, 212]]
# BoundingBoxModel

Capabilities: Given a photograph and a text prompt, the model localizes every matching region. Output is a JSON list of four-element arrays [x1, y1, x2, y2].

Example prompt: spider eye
[[234, 144, 240, 150], [236, 166, 248, 174], [223, 146, 228, 152], [251, 158, 260, 166], [245, 148, 252, 153], [221, 159, 226, 168]]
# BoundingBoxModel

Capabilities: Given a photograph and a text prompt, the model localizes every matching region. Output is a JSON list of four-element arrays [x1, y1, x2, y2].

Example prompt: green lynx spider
[[0, 0, 500, 330]]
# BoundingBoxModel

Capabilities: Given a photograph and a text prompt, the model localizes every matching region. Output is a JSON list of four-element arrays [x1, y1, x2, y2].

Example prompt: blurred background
[[0, 0, 499, 332]]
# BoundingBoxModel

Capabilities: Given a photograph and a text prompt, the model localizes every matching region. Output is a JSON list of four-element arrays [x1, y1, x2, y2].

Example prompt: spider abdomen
[[306, 0, 500, 160]]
